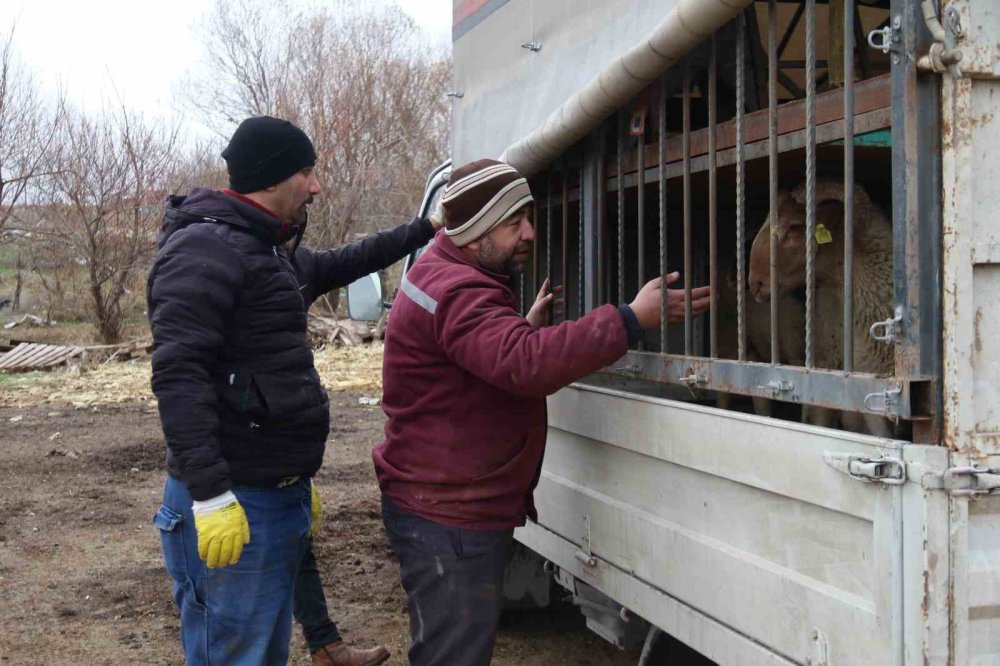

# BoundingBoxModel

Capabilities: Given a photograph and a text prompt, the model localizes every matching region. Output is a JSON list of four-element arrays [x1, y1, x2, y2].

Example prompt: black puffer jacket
[[147, 188, 434, 500]]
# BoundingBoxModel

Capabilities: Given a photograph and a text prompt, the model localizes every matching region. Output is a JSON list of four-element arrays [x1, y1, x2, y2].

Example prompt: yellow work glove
[[192, 491, 251, 568], [309, 481, 323, 537]]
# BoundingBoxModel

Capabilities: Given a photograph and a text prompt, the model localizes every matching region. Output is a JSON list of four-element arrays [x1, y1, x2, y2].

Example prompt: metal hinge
[[869, 306, 904, 345], [925, 466, 1000, 496], [823, 451, 907, 485]]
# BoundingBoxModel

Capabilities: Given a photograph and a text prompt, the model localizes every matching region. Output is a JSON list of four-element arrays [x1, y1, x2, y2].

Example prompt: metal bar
[[579, 163, 585, 318], [546, 172, 553, 286], [683, 59, 693, 356], [843, 0, 855, 373], [596, 130, 606, 307], [618, 108, 890, 188], [562, 168, 569, 323], [768, 0, 779, 365], [532, 200, 539, 303], [709, 34, 718, 359], [891, 0, 942, 444], [617, 111, 625, 308], [599, 351, 933, 421], [637, 110, 646, 350], [805, 0, 817, 369], [736, 9, 747, 363], [777, 1, 805, 59], [659, 72, 668, 354]]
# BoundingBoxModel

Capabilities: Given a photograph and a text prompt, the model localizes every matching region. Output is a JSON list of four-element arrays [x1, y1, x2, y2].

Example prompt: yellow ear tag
[[815, 224, 834, 245]]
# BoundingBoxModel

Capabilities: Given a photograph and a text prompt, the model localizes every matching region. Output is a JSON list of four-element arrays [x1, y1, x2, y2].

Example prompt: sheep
[[716, 253, 806, 418], [747, 177, 895, 436]]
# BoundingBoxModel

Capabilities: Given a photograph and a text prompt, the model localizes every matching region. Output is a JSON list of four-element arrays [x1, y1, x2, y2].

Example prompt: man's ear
[[464, 238, 482, 253]]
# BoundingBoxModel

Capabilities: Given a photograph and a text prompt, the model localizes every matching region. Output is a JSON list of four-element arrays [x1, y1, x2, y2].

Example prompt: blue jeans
[[155, 475, 311, 665], [381, 496, 514, 666], [293, 537, 342, 653]]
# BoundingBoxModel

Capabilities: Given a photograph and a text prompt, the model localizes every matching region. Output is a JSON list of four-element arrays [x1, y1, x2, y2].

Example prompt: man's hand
[[526, 278, 563, 330], [192, 492, 251, 568], [428, 198, 445, 231], [629, 272, 711, 329], [309, 481, 323, 537]]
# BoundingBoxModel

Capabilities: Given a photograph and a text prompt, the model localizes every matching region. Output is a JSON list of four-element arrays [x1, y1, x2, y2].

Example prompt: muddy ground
[[0, 388, 644, 665]]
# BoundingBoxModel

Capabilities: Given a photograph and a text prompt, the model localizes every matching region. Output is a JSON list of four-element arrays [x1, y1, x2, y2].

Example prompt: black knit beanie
[[222, 116, 317, 194]]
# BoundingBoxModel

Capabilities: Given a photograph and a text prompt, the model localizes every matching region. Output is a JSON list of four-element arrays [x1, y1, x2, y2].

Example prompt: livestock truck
[[350, 0, 1000, 663]]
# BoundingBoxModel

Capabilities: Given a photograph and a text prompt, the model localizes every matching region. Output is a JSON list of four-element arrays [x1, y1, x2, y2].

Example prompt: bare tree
[[33, 108, 179, 343], [0, 25, 60, 234], [181, 0, 451, 250]]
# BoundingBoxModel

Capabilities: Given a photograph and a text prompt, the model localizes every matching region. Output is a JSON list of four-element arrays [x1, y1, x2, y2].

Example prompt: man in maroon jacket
[[373, 159, 709, 665]]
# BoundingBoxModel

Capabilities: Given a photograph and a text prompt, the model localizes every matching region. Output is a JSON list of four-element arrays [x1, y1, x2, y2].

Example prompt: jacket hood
[[159, 187, 300, 249]]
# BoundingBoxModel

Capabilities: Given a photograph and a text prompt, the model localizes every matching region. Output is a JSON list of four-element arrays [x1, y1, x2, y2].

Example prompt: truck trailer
[[384, 1, 1000, 663]]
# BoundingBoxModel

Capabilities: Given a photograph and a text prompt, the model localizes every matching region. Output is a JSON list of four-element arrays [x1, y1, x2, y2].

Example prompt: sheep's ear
[[817, 199, 845, 233], [779, 223, 806, 252]]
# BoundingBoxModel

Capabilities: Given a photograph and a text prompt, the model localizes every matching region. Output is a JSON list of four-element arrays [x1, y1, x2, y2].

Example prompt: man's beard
[[479, 235, 526, 276]]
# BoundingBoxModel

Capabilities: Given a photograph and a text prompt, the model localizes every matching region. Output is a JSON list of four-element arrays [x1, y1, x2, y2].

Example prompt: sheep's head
[[747, 179, 869, 302]]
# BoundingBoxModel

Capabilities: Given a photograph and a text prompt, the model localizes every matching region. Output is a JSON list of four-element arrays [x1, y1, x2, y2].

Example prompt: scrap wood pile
[[307, 312, 385, 348], [0, 338, 153, 373]]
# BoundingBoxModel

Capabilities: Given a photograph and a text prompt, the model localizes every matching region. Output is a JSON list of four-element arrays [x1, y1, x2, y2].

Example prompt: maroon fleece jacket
[[372, 232, 629, 530]]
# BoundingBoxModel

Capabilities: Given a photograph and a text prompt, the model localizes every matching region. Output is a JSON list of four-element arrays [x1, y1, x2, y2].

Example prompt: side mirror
[[346, 272, 384, 321]]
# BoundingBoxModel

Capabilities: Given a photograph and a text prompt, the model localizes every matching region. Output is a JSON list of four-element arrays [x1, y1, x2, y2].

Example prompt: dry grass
[[0, 343, 384, 409]]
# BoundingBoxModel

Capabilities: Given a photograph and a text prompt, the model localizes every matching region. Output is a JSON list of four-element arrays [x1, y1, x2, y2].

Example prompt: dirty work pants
[[381, 495, 514, 666], [293, 537, 343, 653], [155, 475, 311, 665]]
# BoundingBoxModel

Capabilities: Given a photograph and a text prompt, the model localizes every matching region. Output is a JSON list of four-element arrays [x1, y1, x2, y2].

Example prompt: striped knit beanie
[[442, 159, 534, 247]]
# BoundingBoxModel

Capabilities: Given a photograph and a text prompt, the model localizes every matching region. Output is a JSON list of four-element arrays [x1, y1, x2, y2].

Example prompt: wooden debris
[[0, 342, 84, 372], [307, 313, 374, 348], [3, 314, 55, 330]]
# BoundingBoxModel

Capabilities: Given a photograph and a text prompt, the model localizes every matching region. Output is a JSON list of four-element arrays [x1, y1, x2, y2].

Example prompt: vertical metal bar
[[736, 11, 746, 363], [843, 0, 855, 373], [579, 164, 585, 318], [596, 131, 606, 307], [546, 171, 553, 286], [562, 169, 569, 323], [891, 0, 942, 442], [683, 59, 693, 356], [709, 34, 718, 359], [805, 0, 817, 368], [617, 111, 625, 308], [637, 111, 646, 351], [532, 200, 539, 303], [768, 0, 779, 365], [659, 73, 668, 354]]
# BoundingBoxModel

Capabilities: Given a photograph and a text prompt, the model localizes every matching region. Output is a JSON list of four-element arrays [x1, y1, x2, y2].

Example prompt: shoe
[[312, 640, 390, 666]]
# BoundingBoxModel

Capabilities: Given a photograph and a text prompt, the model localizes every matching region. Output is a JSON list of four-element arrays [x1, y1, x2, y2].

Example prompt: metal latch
[[864, 386, 902, 422], [824, 451, 907, 485], [869, 306, 903, 345], [941, 466, 1000, 496], [868, 15, 902, 63]]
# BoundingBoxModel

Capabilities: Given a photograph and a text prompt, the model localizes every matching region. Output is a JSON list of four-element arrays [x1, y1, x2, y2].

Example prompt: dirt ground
[[0, 362, 643, 665]]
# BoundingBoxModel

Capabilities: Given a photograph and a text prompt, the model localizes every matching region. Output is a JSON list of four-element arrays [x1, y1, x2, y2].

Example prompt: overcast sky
[[0, 0, 451, 140]]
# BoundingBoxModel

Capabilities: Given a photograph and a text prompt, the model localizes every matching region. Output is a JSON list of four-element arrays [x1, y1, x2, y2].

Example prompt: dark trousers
[[381, 496, 514, 666], [293, 537, 343, 653]]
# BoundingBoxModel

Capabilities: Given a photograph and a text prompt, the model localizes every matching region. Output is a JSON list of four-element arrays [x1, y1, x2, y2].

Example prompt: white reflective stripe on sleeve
[[400, 275, 438, 315]]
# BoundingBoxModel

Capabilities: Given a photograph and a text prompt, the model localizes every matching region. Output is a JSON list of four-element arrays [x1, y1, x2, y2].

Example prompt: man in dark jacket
[[373, 159, 710, 665], [149, 116, 435, 665]]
